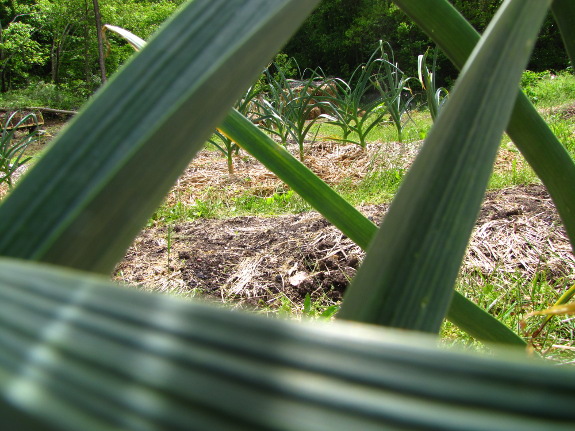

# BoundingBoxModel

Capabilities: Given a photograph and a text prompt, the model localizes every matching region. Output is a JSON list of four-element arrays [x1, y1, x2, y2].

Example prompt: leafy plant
[[372, 41, 416, 143], [418, 46, 449, 122], [259, 64, 331, 161], [302, 292, 340, 318], [207, 129, 239, 174], [0, 111, 38, 188], [208, 84, 264, 174], [521, 70, 575, 107], [1, 0, 575, 429], [526, 282, 575, 345], [0, 81, 86, 110], [322, 44, 389, 148], [520, 69, 550, 103]]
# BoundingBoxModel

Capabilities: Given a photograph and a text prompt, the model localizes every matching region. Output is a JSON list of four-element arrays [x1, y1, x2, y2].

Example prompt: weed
[[302, 293, 340, 319], [443, 270, 575, 363], [549, 118, 575, 155], [271, 292, 339, 319], [166, 224, 173, 272], [148, 196, 222, 226], [488, 158, 539, 188], [337, 168, 405, 206], [231, 189, 310, 216]]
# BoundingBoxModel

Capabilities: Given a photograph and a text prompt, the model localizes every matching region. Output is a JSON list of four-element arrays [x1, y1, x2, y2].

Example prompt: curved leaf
[[392, 0, 575, 254], [0, 0, 320, 274], [338, 0, 551, 331], [0, 258, 573, 430]]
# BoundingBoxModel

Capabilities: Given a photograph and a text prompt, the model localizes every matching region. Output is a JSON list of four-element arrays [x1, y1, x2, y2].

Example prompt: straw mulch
[[114, 141, 575, 308]]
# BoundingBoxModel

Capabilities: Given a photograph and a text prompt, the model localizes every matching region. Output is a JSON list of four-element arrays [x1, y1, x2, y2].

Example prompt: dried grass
[[127, 133, 571, 307], [1, 127, 572, 306]]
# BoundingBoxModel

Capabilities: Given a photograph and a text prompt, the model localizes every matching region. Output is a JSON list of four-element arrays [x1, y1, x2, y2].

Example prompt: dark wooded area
[[0, 0, 568, 97]]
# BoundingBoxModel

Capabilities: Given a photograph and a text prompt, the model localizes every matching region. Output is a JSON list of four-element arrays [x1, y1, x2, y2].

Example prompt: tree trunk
[[51, 24, 72, 84], [83, 0, 91, 89], [92, 0, 106, 84], [0, 21, 6, 92]]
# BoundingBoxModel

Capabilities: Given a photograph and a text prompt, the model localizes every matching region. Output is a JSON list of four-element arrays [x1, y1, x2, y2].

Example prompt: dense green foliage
[[285, 0, 567, 82], [1, 0, 568, 102], [1, 0, 185, 95]]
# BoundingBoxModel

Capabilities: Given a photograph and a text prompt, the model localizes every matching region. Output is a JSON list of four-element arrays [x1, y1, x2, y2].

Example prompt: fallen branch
[[1, 107, 77, 116]]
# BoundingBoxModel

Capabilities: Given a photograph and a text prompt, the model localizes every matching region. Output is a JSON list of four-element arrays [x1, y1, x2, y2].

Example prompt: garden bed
[[114, 142, 574, 313]]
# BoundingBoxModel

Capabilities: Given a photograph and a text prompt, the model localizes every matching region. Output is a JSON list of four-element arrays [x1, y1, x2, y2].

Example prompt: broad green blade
[[0, 0, 319, 274], [0, 258, 573, 430], [220, 109, 376, 249], [221, 109, 525, 345], [551, 0, 575, 70], [393, 0, 575, 254], [34, 6, 521, 345], [338, 0, 551, 332]]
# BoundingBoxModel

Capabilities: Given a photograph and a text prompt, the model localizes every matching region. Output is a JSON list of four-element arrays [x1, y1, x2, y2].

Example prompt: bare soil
[[3, 115, 573, 310], [113, 141, 575, 310]]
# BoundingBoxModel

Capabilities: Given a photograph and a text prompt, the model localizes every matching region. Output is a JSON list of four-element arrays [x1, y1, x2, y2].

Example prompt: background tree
[[0, 0, 568, 98], [0, 1, 47, 92], [285, 0, 566, 84], [92, 0, 106, 83], [1, 0, 184, 94]]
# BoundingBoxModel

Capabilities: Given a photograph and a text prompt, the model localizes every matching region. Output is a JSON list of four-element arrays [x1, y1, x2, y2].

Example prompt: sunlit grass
[[336, 168, 405, 206], [0, 81, 86, 111], [442, 270, 575, 363], [522, 70, 575, 108], [151, 92, 575, 224], [313, 109, 431, 144]]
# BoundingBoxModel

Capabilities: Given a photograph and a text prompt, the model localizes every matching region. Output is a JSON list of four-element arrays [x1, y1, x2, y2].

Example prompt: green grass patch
[[521, 70, 575, 108], [230, 189, 310, 216], [547, 115, 575, 155], [0, 81, 86, 111], [148, 199, 221, 226], [271, 292, 340, 320], [313, 110, 430, 145], [488, 160, 539, 189], [442, 270, 575, 363], [148, 187, 311, 225], [336, 168, 405, 206]]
